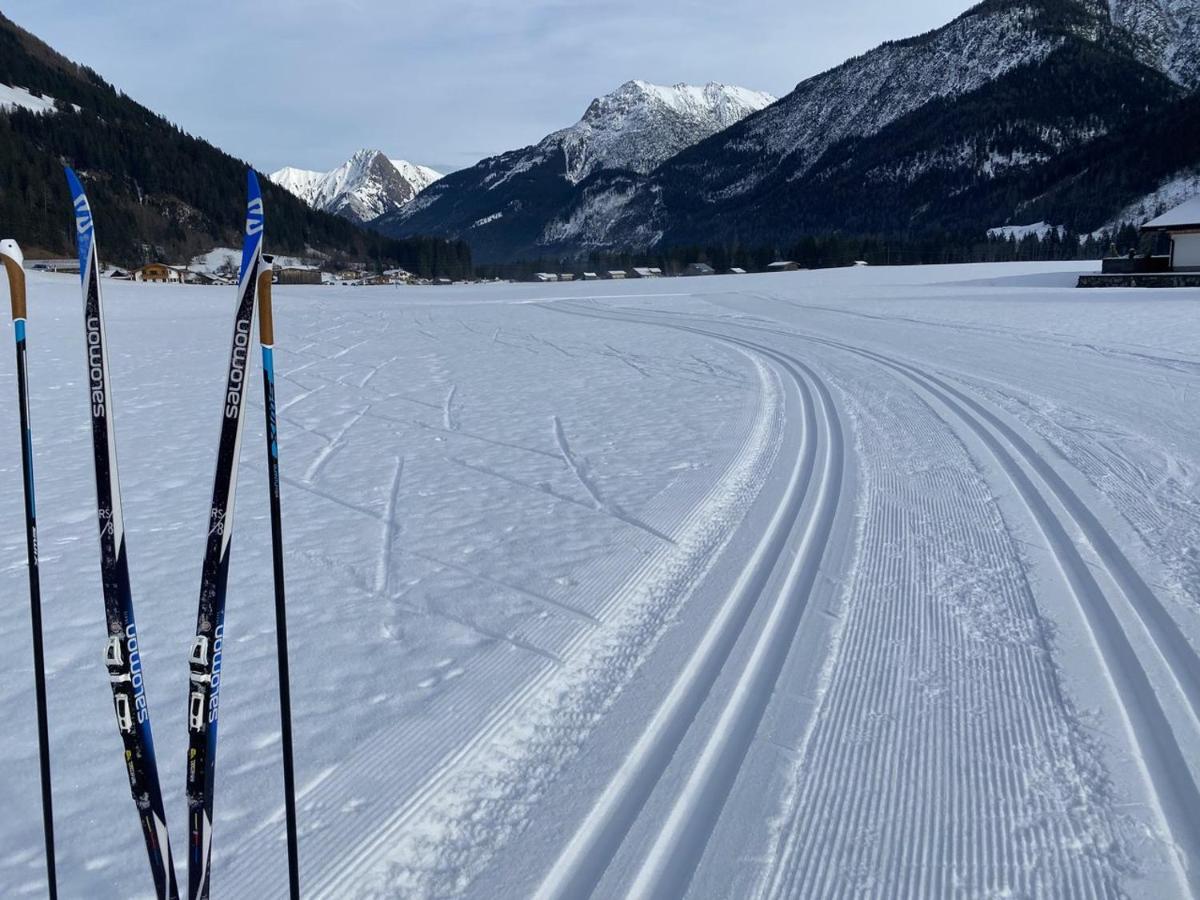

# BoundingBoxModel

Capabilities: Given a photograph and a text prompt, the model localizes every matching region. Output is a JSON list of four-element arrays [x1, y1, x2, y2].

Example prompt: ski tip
[[64, 166, 85, 200], [0, 239, 23, 269]]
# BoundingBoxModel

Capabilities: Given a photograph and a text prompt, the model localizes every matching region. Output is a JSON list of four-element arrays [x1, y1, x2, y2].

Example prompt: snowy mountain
[[536, 80, 776, 185], [374, 81, 773, 260], [379, 0, 1200, 261], [270, 150, 442, 224], [1109, 0, 1200, 85]]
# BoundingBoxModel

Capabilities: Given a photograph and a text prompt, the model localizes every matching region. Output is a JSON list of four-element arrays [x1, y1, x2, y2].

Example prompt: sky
[[5, 0, 974, 175]]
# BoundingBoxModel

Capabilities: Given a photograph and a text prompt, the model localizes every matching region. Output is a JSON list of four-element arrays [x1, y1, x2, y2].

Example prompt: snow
[[987, 221, 1065, 240], [1143, 193, 1200, 230], [2, 261, 1198, 898], [1104, 169, 1200, 230], [189, 247, 308, 274], [547, 80, 775, 185], [0, 84, 77, 115]]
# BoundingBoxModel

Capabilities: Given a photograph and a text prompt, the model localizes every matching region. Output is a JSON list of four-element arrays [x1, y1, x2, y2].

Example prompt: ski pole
[[1, 239, 57, 899], [257, 259, 300, 898]]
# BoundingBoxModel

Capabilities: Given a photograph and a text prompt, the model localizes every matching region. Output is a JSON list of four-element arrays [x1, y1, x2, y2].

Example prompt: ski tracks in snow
[[532, 335, 846, 900]]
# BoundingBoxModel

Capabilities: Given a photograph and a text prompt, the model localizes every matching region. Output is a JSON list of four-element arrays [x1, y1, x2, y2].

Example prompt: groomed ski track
[[4, 264, 1198, 898]]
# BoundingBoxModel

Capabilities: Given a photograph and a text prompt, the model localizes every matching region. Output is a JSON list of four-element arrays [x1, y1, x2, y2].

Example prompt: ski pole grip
[[258, 268, 274, 346], [0, 240, 26, 321]]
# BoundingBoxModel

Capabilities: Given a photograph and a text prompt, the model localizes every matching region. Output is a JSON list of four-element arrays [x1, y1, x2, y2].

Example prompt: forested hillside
[[0, 13, 472, 277]]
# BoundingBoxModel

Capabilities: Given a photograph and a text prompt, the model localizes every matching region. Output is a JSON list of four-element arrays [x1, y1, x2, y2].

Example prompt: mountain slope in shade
[[0, 13, 464, 269], [374, 80, 774, 261], [270, 149, 442, 223]]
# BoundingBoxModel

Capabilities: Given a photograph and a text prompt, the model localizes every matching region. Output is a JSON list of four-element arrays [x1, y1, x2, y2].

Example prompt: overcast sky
[[6, 0, 973, 175]]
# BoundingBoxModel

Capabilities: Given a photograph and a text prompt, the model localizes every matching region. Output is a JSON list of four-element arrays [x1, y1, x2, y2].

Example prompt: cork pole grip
[[1, 254, 26, 321], [258, 269, 274, 345]]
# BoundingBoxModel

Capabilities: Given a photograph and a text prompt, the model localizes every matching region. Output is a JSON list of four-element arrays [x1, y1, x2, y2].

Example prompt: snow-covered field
[[2, 261, 1199, 898]]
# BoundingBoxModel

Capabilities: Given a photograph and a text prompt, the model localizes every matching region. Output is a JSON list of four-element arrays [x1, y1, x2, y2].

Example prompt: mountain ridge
[[375, 80, 774, 261], [270, 150, 441, 223], [377, 0, 1200, 262], [0, 12, 472, 275]]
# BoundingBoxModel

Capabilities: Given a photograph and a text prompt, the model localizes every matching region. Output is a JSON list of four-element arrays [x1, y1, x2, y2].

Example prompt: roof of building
[[1143, 196, 1200, 231]]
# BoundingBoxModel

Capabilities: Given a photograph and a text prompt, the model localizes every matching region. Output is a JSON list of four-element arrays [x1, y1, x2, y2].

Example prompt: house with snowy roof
[[1141, 196, 1200, 272]]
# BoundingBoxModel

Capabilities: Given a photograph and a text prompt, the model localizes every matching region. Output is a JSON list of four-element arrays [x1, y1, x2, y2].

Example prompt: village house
[[767, 261, 800, 272], [631, 267, 662, 278], [1080, 195, 1200, 287], [605, 270, 628, 280], [133, 263, 183, 283], [682, 263, 715, 277]]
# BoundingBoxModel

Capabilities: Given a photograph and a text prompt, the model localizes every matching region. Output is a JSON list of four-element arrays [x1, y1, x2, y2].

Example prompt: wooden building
[[275, 265, 322, 285], [133, 263, 183, 283]]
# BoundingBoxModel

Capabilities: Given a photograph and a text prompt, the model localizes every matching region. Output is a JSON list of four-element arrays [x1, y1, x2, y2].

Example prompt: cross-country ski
[[64, 168, 179, 899], [184, 172, 264, 900]]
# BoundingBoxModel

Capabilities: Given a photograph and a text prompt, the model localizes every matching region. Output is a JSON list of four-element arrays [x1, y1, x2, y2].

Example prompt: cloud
[[3, 0, 973, 173]]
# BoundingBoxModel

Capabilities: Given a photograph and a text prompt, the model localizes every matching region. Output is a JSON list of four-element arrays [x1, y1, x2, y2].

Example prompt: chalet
[[631, 267, 662, 278], [1080, 196, 1200, 286], [728, 267, 747, 275], [767, 261, 799, 272], [133, 263, 183, 283], [1142, 197, 1200, 271], [682, 263, 715, 277], [534, 273, 559, 283], [582, 272, 600, 281], [605, 270, 628, 280], [558, 273, 576, 282]]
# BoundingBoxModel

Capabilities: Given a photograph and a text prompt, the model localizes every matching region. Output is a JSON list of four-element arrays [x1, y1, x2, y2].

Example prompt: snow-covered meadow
[[1, 262, 1199, 898]]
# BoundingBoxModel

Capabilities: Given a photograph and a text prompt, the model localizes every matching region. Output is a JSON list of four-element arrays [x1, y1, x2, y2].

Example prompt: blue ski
[[65, 167, 179, 900], [185, 171, 264, 899]]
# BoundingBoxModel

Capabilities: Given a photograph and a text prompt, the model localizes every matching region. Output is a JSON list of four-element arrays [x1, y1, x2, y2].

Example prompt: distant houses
[[29, 258, 78, 274], [631, 266, 663, 278], [767, 261, 800, 272], [605, 270, 628, 280]]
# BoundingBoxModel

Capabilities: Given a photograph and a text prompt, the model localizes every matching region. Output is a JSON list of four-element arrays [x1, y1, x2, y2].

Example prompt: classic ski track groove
[[621, 305, 1200, 895], [223, 330, 781, 897], [532, 318, 842, 899]]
